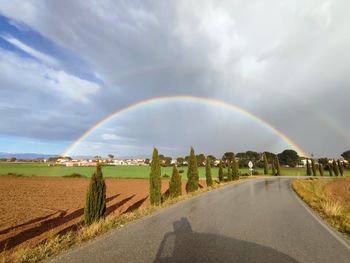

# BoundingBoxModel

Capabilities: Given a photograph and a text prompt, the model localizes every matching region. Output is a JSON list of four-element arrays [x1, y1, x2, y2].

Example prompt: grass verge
[[0, 177, 253, 263], [292, 178, 350, 240]]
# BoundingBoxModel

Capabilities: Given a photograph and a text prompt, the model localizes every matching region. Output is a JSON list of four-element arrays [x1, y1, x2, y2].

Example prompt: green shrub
[[252, 170, 259, 175], [332, 160, 339, 176], [150, 148, 162, 205], [231, 154, 239, 180], [275, 156, 281, 176], [169, 165, 182, 198], [337, 160, 344, 176], [205, 156, 213, 187], [311, 159, 317, 176], [84, 164, 106, 225], [227, 165, 232, 181], [328, 163, 333, 176], [318, 163, 324, 177], [271, 162, 276, 176], [306, 158, 311, 176], [187, 147, 199, 192], [218, 162, 224, 182], [263, 153, 269, 175]]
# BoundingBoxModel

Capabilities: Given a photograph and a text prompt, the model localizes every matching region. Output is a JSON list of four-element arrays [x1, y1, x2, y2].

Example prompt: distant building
[[64, 160, 97, 167], [110, 158, 147, 166]]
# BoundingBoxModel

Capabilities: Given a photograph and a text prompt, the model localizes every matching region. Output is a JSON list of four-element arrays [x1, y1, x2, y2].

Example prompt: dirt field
[[324, 179, 350, 208], [0, 176, 201, 254]]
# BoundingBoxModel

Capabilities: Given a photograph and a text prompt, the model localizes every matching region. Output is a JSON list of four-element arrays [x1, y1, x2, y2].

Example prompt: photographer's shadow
[[154, 218, 298, 263]]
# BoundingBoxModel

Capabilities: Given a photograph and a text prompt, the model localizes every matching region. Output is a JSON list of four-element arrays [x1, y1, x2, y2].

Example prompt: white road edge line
[[288, 178, 350, 250]]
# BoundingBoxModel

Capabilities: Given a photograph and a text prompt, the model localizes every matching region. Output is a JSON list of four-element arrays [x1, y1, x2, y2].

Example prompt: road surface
[[50, 178, 350, 263]]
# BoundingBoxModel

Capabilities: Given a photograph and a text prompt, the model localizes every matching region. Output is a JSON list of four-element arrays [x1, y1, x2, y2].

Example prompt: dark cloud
[[0, 0, 349, 157]]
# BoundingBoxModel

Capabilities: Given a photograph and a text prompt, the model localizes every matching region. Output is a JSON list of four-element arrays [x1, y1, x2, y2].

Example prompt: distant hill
[[0, 152, 59, 159]]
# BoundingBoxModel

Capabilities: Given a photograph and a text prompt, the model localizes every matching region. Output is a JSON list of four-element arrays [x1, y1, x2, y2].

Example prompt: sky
[[0, 0, 349, 158]]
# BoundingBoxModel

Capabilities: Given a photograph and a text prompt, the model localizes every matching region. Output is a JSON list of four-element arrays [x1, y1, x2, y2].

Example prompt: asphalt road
[[49, 178, 350, 263]]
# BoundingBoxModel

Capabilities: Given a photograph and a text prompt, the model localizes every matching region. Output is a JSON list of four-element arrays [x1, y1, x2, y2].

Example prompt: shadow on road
[[154, 218, 299, 263]]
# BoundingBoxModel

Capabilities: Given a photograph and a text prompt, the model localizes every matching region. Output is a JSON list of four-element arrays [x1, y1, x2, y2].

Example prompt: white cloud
[[2, 35, 58, 66], [46, 70, 100, 103], [101, 133, 121, 141], [0, 48, 100, 103]]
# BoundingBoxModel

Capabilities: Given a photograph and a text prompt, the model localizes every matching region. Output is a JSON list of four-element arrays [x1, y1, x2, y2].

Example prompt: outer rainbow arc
[[62, 95, 307, 157]]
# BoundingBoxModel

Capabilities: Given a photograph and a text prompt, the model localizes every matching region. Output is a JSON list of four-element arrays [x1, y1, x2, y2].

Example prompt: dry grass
[[0, 178, 252, 263], [292, 178, 350, 239]]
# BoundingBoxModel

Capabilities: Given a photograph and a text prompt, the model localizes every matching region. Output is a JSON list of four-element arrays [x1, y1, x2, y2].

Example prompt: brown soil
[[0, 176, 204, 254], [324, 179, 350, 208]]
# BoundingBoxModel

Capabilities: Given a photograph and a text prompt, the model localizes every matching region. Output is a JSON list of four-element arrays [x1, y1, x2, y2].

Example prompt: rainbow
[[62, 95, 307, 157]]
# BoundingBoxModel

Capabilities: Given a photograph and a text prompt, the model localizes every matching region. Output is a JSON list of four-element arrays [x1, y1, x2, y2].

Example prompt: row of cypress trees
[[83, 146, 206, 224], [305, 158, 344, 176], [84, 149, 315, 225], [149, 147, 240, 205], [217, 157, 239, 182], [262, 153, 281, 176]]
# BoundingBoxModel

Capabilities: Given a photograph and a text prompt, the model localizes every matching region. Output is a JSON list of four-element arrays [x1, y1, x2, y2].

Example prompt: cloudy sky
[[0, 0, 349, 158]]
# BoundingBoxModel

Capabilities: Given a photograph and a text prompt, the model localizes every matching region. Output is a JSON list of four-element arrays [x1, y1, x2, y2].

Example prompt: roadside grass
[[0, 177, 253, 263], [292, 178, 350, 240]]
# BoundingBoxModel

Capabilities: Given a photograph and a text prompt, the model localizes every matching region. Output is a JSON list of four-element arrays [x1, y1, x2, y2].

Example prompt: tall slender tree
[[169, 165, 182, 198], [306, 158, 311, 176], [311, 159, 317, 176], [227, 163, 232, 181], [187, 147, 199, 192], [318, 163, 324, 177], [231, 154, 239, 180], [328, 163, 333, 176], [150, 148, 162, 205], [263, 153, 269, 175], [218, 161, 224, 182], [337, 160, 344, 176], [205, 156, 213, 187], [275, 156, 281, 176], [84, 164, 106, 225], [332, 159, 339, 176], [271, 162, 276, 176]]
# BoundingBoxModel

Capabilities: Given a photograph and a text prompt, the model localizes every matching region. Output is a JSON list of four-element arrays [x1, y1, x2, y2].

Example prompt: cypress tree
[[337, 160, 344, 176], [328, 163, 333, 176], [311, 159, 317, 176], [231, 154, 239, 180], [218, 161, 224, 182], [227, 164, 232, 181], [306, 158, 311, 176], [205, 156, 213, 187], [271, 162, 276, 176], [319, 163, 324, 177], [187, 147, 199, 192], [169, 165, 182, 198], [150, 148, 162, 205], [263, 153, 268, 175], [332, 159, 339, 176], [84, 164, 106, 225], [275, 156, 281, 176]]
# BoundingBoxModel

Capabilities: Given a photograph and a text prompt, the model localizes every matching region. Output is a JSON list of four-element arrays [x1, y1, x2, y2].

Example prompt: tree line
[[305, 158, 345, 177], [149, 147, 241, 205], [82, 149, 349, 225], [157, 149, 301, 168]]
